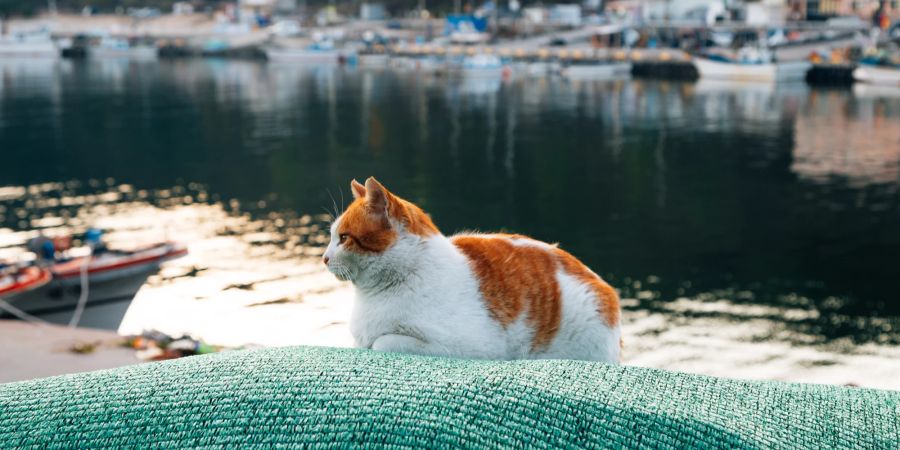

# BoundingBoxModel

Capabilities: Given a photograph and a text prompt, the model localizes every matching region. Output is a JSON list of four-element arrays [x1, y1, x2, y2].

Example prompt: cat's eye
[[338, 234, 349, 244]]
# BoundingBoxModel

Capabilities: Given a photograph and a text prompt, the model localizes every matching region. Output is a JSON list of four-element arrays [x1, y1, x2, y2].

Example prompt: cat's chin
[[333, 273, 350, 282], [328, 268, 351, 282]]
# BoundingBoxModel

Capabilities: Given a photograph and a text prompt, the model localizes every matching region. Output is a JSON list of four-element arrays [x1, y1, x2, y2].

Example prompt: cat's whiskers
[[326, 189, 341, 223], [328, 263, 352, 282], [320, 206, 336, 224]]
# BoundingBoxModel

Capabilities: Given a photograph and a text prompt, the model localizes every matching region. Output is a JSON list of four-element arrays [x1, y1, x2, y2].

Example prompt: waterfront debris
[[123, 330, 220, 361], [68, 341, 101, 354]]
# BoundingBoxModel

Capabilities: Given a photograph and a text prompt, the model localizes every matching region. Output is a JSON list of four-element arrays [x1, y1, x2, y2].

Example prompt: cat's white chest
[[349, 291, 410, 348], [346, 242, 508, 358]]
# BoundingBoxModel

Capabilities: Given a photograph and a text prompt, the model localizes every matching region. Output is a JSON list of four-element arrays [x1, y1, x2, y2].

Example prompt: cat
[[322, 177, 621, 362]]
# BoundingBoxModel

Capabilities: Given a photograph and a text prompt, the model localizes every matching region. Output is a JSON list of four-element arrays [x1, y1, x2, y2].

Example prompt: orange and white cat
[[323, 177, 621, 362]]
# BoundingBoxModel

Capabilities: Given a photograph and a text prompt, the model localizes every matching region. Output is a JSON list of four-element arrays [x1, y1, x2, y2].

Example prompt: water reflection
[[1, 59, 899, 385], [793, 90, 900, 186]]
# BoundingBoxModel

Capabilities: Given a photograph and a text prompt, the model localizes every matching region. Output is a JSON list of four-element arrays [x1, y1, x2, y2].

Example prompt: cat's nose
[[322, 256, 330, 265]]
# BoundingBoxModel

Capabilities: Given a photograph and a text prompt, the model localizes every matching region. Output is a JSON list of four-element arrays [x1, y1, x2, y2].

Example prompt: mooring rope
[[67, 248, 92, 328], [0, 296, 49, 325]]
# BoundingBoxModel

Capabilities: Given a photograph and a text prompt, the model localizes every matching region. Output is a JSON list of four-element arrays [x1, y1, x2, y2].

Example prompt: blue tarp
[[445, 14, 488, 35]]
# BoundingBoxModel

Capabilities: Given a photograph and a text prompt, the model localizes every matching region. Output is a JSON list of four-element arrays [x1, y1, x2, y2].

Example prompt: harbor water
[[1, 58, 899, 387]]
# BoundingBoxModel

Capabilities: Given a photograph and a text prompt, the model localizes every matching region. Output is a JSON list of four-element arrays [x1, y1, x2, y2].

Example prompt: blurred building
[[604, 0, 898, 23], [603, 0, 731, 25], [549, 4, 583, 26], [787, 0, 898, 21], [745, 0, 790, 25]]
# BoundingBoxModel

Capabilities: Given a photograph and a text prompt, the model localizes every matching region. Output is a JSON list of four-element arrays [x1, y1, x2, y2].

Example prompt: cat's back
[[450, 233, 620, 360]]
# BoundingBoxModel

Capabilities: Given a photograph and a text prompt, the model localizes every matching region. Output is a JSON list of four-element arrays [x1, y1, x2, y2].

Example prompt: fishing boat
[[694, 47, 811, 82], [0, 28, 58, 58], [1, 241, 187, 329], [853, 54, 900, 86], [264, 37, 346, 64], [197, 22, 269, 58], [49, 241, 187, 284], [561, 61, 632, 79], [0, 265, 52, 298]]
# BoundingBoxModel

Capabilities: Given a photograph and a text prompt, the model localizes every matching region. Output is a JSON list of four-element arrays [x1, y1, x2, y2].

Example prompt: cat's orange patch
[[349, 177, 439, 238], [387, 196, 440, 237], [451, 235, 561, 350], [337, 198, 397, 253], [555, 249, 620, 327], [453, 234, 620, 350]]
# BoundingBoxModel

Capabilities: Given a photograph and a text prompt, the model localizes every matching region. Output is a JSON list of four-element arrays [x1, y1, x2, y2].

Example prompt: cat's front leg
[[371, 334, 432, 356]]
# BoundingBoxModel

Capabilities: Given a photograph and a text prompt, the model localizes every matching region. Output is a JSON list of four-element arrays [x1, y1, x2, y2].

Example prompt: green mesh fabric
[[1, 346, 897, 449]]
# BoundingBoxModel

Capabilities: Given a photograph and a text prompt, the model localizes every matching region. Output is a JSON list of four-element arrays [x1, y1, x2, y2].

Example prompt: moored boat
[[1, 241, 187, 329], [264, 37, 349, 64], [694, 47, 811, 82], [694, 57, 811, 82], [853, 63, 900, 86], [0, 28, 58, 58], [49, 241, 187, 283]]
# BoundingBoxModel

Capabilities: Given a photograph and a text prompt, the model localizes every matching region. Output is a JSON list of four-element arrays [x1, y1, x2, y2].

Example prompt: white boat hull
[[0, 41, 58, 58], [853, 65, 900, 87], [265, 47, 341, 64], [562, 62, 632, 79], [694, 57, 810, 82]]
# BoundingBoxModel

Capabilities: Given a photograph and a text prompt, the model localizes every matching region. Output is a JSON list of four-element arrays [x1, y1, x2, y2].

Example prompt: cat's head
[[323, 177, 439, 285]]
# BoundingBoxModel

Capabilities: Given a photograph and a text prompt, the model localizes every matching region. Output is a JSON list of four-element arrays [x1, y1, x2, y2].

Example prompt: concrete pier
[[0, 320, 138, 383]]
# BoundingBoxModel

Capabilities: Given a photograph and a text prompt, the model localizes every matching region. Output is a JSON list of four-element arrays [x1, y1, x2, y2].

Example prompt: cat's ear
[[364, 177, 389, 214], [350, 179, 366, 199]]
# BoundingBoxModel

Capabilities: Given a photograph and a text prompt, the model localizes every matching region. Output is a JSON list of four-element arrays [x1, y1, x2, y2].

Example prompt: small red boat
[[0, 265, 53, 298]]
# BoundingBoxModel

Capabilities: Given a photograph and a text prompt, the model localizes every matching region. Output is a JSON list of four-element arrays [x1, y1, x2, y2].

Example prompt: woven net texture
[[1, 346, 898, 449]]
